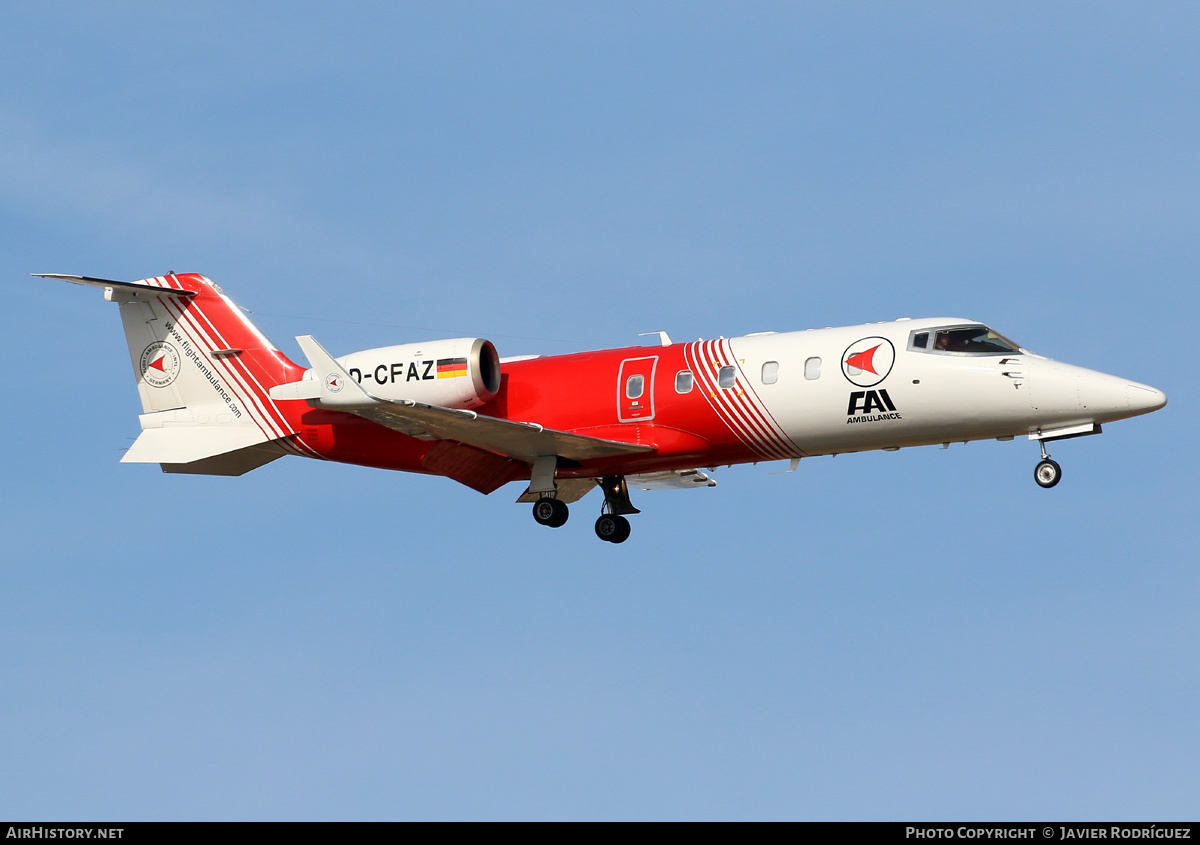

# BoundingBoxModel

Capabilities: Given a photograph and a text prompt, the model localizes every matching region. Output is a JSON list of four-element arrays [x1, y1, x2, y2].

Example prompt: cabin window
[[626, 374, 644, 399], [910, 332, 929, 350], [675, 370, 693, 394], [804, 357, 821, 380], [932, 326, 1021, 354], [761, 361, 779, 385], [718, 365, 736, 389]]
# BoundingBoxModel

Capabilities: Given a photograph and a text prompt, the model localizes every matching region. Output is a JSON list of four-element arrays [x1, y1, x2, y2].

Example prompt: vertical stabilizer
[[37, 273, 312, 471]]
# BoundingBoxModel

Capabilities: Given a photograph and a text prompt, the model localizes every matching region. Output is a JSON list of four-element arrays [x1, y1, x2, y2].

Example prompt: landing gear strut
[[532, 496, 569, 528], [1034, 440, 1062, 489], [595, 476, 639, 544]]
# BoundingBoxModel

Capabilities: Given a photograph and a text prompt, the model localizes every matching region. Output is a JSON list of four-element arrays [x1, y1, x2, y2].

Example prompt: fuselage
[[303, 317, 1166, 480], [44, 270, 1169, 542]]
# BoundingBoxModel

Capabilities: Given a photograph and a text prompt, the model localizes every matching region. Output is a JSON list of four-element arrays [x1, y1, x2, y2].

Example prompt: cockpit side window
[[932, 327, 1021, 354], [910, 325, 1022, 355]]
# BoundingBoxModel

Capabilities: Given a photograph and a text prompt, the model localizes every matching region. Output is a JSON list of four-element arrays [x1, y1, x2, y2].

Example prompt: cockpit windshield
[[929, 326, 1022, 354]]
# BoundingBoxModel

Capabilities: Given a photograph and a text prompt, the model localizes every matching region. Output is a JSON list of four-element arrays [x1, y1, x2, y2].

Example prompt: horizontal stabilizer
[[33, 274, 197, 299], [161, 442, 288, 476], [122, 425, 272, 465]]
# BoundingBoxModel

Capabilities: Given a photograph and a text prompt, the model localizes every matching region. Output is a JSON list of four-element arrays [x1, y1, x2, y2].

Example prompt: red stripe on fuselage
[[684, 341, 760, 455], [709, 340, 797, 459], [707, 339, 789, 458], [687, 340, 781, 459]]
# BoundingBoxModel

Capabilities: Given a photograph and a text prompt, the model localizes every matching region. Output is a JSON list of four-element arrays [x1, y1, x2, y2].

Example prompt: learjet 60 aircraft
[[42, 272, 1167, 543]]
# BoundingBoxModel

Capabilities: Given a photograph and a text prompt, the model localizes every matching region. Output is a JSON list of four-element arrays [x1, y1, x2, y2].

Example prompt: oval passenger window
[[718, 366, 736, 389], [626, 374, 644, 399], [804, 357, 821, 380], [675, 370, 693, 393], [761, 361, 779, 385]]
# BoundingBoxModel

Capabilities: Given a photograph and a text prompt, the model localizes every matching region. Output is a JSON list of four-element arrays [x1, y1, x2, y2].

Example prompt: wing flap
[[626, 468, 717, 490]]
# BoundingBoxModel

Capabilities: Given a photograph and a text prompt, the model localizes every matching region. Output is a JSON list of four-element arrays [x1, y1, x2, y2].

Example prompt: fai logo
[[841, 336, 895, 388], [325, 373, 344, 393], [139, 341, 180, 388]]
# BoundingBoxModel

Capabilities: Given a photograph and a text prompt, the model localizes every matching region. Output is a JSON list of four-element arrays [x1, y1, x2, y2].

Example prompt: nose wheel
[[1034, 458, 1062, 488], [532, 497, 569, 528], [1033, 440, 1062, 488]]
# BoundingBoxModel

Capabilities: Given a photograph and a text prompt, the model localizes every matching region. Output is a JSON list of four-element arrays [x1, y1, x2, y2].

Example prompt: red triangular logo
[[147, 355, 167, 372], [845, 345, 880, 374]]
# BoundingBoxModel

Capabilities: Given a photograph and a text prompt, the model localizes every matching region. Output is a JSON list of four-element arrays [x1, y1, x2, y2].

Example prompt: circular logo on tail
[[140, 341, 181, 388], [841, 336, 895, 387]]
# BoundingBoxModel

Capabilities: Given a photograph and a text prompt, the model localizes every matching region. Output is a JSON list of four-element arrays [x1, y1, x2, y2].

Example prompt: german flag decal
[[437, 357, 469, 379]]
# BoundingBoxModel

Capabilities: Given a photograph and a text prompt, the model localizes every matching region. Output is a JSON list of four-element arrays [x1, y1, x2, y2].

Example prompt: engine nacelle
[[334, 337, 501, 409]]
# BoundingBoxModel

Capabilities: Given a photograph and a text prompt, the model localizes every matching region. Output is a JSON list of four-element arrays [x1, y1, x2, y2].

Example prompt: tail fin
[[39, 273, 309, 475]]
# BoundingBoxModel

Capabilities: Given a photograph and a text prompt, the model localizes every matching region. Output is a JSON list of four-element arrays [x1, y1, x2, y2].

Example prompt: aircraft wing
[[354, 401, 653, 463], [271, 335, 654, 464]]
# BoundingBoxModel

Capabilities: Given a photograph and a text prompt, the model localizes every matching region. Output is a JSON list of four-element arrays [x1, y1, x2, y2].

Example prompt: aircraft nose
[[1075, 370, 1167, 421], [1126, 381, 1167, 415]]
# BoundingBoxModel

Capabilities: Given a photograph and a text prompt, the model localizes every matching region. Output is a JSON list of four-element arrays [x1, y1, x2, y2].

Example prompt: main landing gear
[[532, 496, 569, 528], [531, 475, 640, 543], [595, 513, 631, 544], [595, 476, 639, 544], [1034, 440, 1062, 489]]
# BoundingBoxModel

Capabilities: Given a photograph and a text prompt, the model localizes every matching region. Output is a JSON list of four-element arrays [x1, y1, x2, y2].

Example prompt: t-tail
[[37, 273, 316, 475]]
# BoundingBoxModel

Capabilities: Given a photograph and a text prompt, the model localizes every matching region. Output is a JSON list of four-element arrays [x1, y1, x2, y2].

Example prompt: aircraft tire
[[595, 514, 631, 543], [610, 515, 631, 543], [1034, 459, 1062, 488], [533, 497, 569, 527]]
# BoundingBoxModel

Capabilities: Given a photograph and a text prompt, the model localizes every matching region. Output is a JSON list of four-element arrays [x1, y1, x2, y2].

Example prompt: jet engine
[[335, 337, 502, 409]]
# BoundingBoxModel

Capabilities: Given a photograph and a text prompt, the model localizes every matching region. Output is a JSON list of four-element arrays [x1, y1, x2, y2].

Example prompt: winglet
[[268, 335, 378, 408], [638, 331, 673, 347]]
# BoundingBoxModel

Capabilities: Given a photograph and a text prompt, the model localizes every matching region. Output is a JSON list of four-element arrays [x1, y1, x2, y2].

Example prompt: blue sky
[[2, 1, 1197, 820]]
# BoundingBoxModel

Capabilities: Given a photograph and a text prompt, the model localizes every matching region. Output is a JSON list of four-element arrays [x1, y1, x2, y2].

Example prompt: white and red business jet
[[41, 272, 1166, 543]]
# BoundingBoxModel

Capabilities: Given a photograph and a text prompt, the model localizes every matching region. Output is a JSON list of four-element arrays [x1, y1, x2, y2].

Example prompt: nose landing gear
[[1034, 440, 1062, 488]]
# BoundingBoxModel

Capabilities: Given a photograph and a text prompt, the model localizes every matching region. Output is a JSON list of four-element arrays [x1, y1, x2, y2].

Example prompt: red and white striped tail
[[58, 272, 319, 474]]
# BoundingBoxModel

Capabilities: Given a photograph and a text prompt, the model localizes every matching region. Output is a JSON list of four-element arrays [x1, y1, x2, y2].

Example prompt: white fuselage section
[[723, 318, 1165, 457]]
